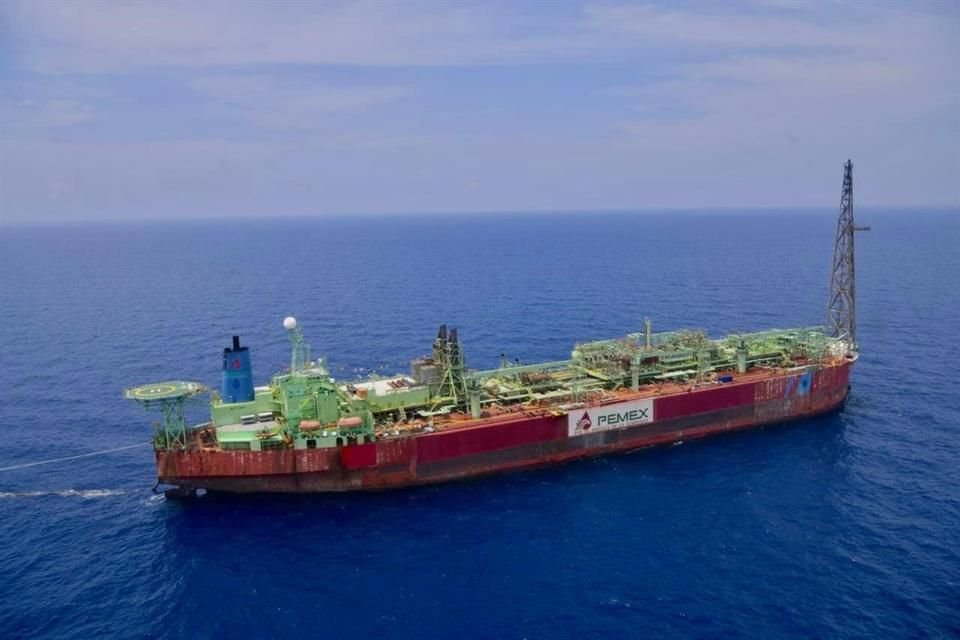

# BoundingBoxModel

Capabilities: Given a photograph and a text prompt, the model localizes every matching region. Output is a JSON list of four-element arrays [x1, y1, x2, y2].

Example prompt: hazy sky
[[1, 0, 958, 222]]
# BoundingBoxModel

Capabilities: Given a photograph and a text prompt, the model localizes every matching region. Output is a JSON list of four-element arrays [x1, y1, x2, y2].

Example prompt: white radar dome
[[283, 316, 298, 330]]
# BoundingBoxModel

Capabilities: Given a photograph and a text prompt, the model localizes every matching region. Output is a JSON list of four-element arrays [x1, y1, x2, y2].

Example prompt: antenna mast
[[284, 316, 311, 373], [826, 159, 869, 353]]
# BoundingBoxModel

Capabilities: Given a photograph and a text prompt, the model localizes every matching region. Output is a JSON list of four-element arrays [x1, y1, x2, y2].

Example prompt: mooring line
[[0, 443, 150, 472]]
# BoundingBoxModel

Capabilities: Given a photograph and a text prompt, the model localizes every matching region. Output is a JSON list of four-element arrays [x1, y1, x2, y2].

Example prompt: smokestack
[[222, 335, 255, 404]]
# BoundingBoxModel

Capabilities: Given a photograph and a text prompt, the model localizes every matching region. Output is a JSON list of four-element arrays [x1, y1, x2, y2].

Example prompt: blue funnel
[[221, 336, 255, 403]]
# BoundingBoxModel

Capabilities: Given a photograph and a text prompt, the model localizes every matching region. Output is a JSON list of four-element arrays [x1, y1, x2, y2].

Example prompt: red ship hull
[[157, 359, 853, 493]]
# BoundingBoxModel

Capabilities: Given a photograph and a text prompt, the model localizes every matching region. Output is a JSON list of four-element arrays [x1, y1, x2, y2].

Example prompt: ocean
[[0, 210, 957, 639]]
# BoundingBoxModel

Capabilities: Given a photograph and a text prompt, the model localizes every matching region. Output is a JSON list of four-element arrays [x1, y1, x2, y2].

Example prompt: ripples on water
[[0, 210, 958, 639]]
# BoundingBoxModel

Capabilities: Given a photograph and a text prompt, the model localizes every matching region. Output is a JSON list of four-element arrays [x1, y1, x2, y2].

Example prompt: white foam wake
[[0, 489, 128, 499]]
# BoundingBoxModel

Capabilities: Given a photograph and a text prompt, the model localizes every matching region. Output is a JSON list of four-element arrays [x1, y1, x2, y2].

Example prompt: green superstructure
[[127, 315, 845, 453]]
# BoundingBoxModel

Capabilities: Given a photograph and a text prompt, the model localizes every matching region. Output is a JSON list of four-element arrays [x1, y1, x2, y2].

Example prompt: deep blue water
[[1, 210, 958, 639]]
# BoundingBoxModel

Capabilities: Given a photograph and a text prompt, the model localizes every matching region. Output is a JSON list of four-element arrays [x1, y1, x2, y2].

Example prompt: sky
[[0, 0, 958, 223]]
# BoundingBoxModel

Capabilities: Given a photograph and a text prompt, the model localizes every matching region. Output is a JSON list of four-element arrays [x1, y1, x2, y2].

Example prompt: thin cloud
[[6, 1, 957, 75], [0, 1, 957, 221], [4, 0, 572, 72], [191, 75, 411, 130], [0, 98, 96, 130]]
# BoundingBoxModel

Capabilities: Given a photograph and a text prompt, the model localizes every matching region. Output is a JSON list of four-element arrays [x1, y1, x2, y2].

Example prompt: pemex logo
[[577, 411, 592, 432]]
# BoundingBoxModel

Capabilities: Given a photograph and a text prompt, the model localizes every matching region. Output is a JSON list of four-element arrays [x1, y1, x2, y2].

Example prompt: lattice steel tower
[[826, 159, 868, 353]]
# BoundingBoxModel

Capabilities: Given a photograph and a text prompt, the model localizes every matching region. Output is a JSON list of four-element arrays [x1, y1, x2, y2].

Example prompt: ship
[[126, 161, 866, 495]]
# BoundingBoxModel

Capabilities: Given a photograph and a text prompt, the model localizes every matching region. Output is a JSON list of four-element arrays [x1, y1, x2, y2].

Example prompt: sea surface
[[0, 210, 958, 639]]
